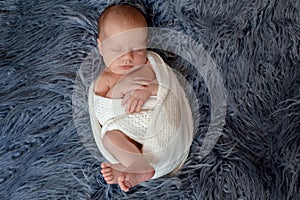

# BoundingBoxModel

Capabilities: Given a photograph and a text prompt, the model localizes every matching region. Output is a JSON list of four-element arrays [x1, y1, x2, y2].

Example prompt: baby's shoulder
[[96, 70, 110, 83], [94, 70, 111, 94]]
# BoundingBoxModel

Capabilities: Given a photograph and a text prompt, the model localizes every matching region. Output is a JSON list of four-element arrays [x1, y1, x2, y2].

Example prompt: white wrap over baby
[[89, 51, 194, 179]]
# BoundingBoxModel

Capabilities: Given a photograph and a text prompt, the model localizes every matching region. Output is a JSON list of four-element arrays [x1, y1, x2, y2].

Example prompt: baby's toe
[[118, 174, 130, 192], [101, 167, 112, 174], [101, 162, 111, 169], [104, 174, 114, 182]]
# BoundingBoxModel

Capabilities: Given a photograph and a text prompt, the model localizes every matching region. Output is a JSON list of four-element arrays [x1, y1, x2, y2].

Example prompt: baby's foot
[[100, 162, 126, 184], [118, 165, 155, 192]]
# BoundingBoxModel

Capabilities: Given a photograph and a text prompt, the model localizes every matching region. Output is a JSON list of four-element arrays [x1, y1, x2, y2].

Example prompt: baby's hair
[[98, 4, 148, 37]]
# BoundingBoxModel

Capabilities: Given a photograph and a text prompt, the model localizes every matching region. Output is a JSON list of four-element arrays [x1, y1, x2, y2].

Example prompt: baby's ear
[[97, 38, 103, 56]]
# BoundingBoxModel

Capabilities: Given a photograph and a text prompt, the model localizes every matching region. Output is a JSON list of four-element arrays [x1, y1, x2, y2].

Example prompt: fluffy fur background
[[0, 0, 299, 199]]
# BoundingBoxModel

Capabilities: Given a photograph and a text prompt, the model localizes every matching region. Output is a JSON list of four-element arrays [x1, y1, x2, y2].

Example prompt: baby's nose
[[121, 50, 133, 60]]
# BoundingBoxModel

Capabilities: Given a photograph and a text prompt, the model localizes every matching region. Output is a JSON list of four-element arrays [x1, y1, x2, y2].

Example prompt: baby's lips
[[119, 65, 134, 70]]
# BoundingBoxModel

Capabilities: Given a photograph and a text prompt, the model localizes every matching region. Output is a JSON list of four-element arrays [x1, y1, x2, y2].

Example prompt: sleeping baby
[[88, 4, 194, 192]]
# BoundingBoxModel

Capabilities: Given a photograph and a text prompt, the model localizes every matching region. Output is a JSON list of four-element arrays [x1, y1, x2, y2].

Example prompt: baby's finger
[[136, 99, 144, 113], [132, 80, 151, 86], [129, 99, 139, 113], [125, 85, 145, 94], [126, 102, 132, 113], [132, 85, 148, 92], [122, 93, 130, 106], [149, 80, 159, 85], [128, 98, 138, 113], [125, 95, 133, 113], [133, 77, 153, 81]]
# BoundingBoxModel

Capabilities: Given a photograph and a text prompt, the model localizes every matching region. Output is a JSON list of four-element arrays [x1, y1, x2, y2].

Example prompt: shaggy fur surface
[[0, 0, 299, 199]]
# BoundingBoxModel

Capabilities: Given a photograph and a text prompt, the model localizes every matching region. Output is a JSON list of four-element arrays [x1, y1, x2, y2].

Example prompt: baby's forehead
[[103, 18, 147, 31], [103, 32, 148, 48], [102, 23, 148, 42]]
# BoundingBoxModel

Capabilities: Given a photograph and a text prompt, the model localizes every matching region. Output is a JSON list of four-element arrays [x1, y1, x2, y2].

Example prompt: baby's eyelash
[[107, 47, 145, 53], [132, 49, 143, 52], [133, 47, 147, 52]]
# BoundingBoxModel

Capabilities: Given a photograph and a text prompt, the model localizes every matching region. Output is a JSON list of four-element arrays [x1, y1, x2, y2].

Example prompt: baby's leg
[[101, 130, 154, 191]]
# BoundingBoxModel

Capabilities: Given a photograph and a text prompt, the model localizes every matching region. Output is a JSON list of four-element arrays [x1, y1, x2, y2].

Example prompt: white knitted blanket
[[89, 51, 194, 179]]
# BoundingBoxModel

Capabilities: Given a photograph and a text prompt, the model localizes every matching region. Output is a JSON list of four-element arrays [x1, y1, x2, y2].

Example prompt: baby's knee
[[103, 130, 129, 151], [103, 130, 117, 149], [103, 130, 123, 141]]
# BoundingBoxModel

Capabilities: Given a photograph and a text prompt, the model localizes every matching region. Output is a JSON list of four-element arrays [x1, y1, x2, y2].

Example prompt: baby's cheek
[[135, 55, 147, 65], [104, 55, 119, 67]]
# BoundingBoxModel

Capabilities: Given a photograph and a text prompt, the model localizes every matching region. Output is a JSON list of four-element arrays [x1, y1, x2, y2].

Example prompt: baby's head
[[97, 4, 149, 74]]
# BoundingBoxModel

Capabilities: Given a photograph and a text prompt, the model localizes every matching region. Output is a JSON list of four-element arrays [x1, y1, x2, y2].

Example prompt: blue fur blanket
[[0, 0, 299, 199]]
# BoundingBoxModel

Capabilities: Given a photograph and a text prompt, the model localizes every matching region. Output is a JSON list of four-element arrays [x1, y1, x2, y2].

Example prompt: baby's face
[[98, 22, 148, 75]]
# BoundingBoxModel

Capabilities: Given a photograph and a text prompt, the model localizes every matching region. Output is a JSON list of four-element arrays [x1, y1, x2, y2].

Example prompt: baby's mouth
[[119, 65, 133, 70]]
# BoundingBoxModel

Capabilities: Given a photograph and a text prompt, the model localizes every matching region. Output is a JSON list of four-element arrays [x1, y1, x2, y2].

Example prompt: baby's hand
[[109, 76, 152, 98], [122, 89, 152, 113]]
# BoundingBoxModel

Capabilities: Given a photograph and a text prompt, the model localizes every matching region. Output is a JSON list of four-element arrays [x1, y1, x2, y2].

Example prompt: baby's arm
[[107, 75, 152, 99], [95, 69, 151, 98]]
